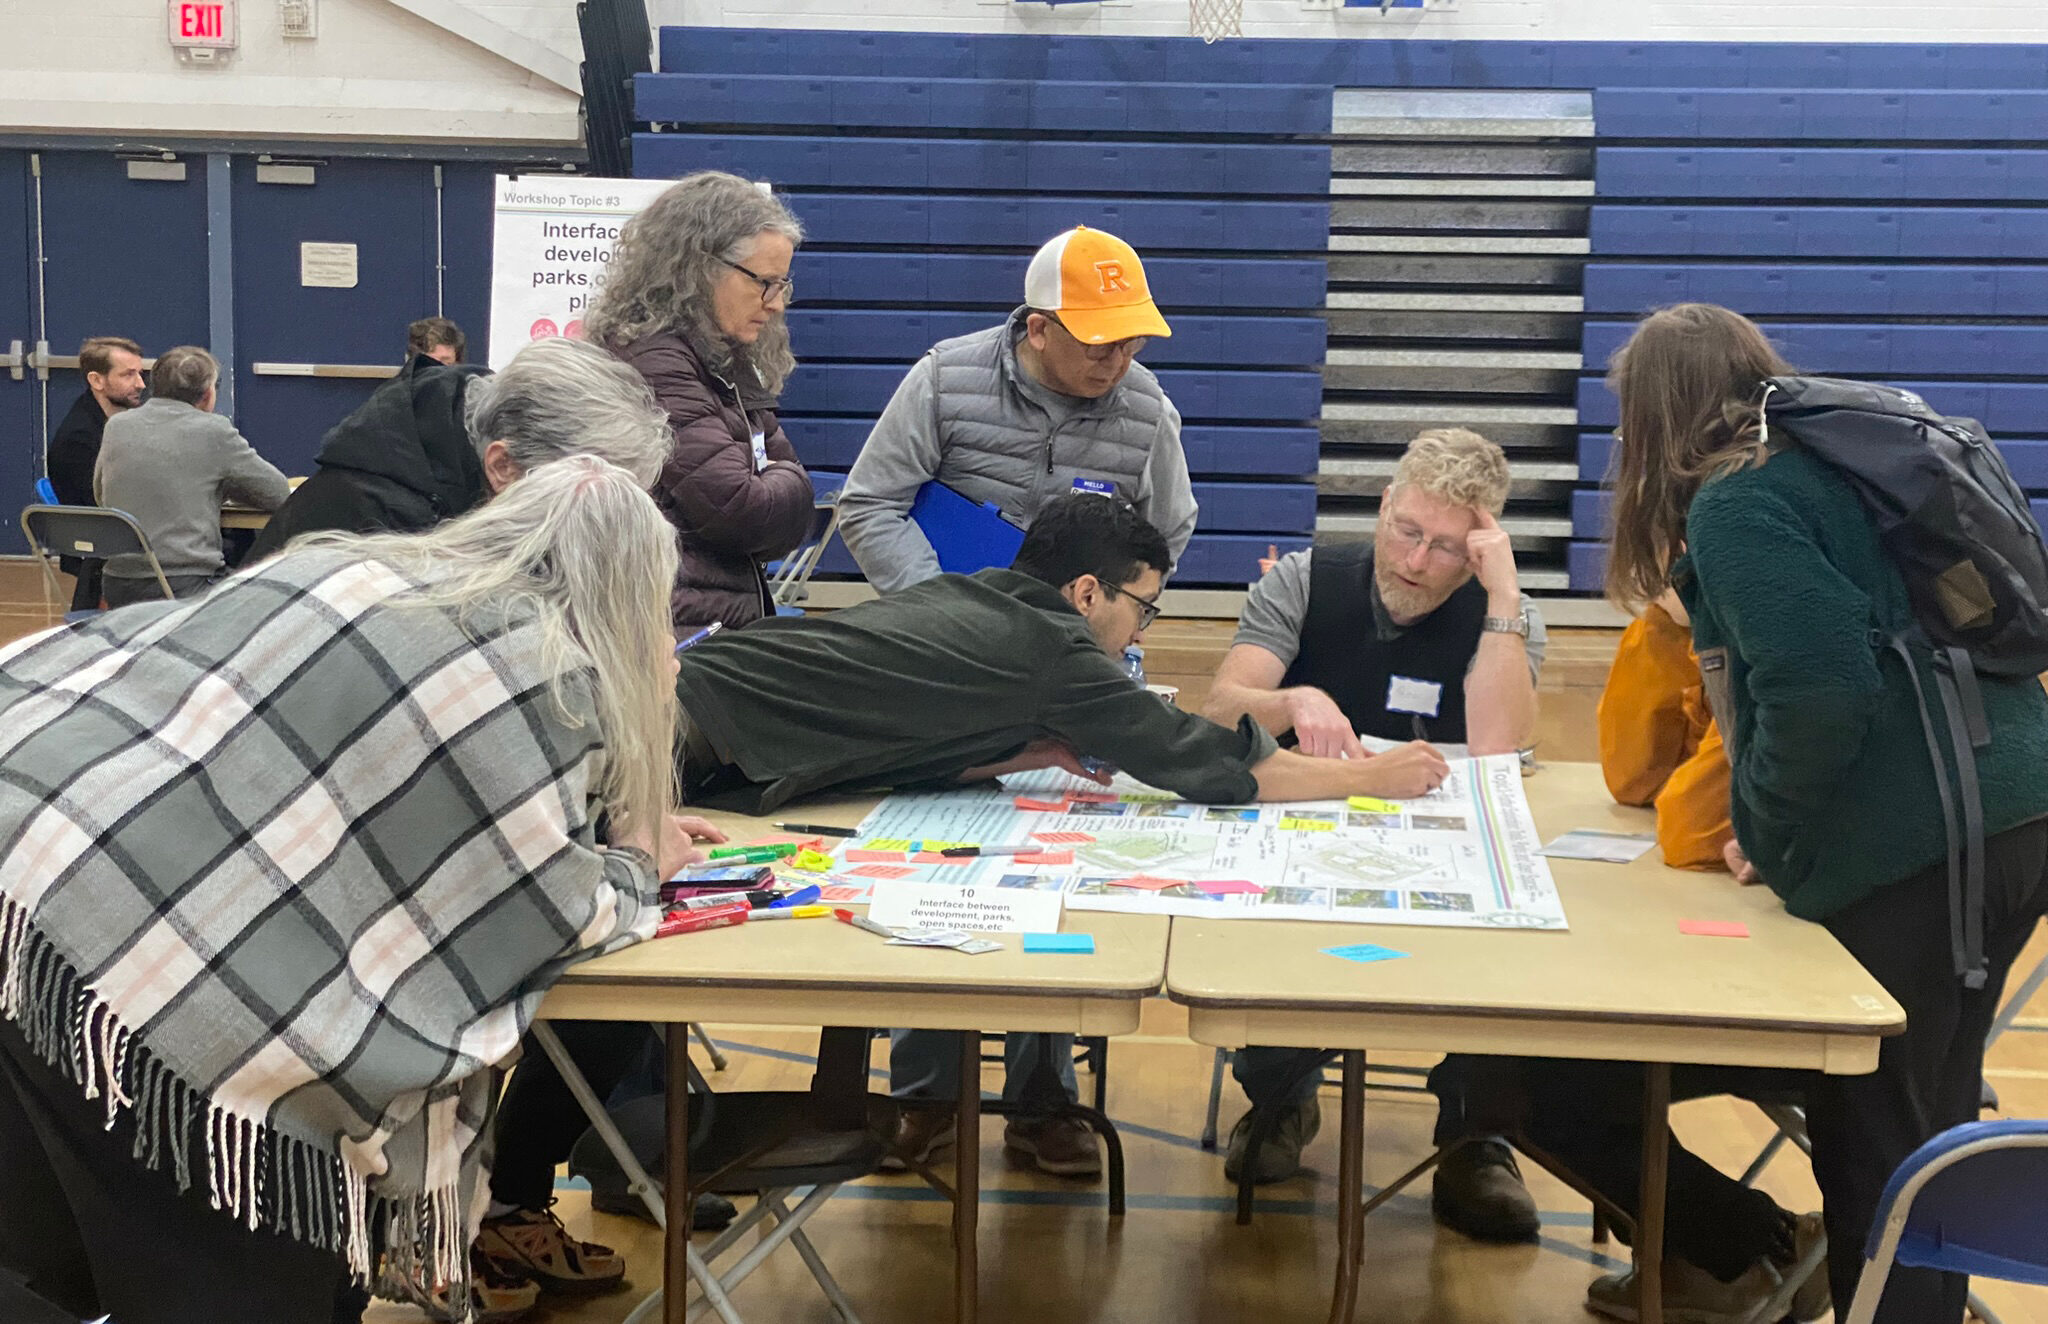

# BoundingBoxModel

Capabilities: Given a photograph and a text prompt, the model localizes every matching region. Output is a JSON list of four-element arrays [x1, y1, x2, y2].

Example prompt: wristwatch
[[1482, 613, 1530, 638]]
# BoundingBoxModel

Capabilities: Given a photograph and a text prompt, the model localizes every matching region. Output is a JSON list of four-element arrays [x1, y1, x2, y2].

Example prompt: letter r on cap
[[1094, 261, 1131, 294]]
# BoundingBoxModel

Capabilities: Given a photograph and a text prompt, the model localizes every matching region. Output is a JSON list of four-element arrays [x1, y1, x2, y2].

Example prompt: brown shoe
[[879, 1106, 958, 1172], [476, 1203, 626, 1294], [1003, 1116, 1102, 1178]]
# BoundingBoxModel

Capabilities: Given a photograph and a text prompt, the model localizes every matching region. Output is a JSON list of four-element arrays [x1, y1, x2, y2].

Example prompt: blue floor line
[[582, 1033, 1630, 1272]]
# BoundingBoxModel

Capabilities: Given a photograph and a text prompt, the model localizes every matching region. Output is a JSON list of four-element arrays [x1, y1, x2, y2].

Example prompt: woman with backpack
[[1518, 303, 2048, 1324]]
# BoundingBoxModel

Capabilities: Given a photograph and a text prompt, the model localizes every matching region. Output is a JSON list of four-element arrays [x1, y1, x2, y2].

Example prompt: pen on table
[[674, 622, 723, 654], [773, 822, 858, 838], [939, 844, 1042, 858], [834, 908, 896, 939]]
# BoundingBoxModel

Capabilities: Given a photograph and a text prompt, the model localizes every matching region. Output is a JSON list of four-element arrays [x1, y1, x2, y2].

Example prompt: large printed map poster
[[817, 754, 1565, 931]]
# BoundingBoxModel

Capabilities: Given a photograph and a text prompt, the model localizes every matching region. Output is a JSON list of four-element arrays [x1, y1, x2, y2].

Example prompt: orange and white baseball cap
[[1024, 226, 1172, 344]]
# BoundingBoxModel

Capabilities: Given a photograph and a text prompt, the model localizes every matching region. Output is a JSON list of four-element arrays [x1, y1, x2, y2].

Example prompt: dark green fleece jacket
[[1674, 446, 2048, 920]]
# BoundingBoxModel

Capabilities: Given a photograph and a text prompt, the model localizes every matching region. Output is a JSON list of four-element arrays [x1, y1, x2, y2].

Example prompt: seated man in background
[[407, 314, 467, 365], [47, 335, 147, 611], [837, 226, 1196, 590], [673, 494, 1449, 1177], [1199, 428, 1546, 1240], [93, 345, 289, 608], [1597, 587, 1734, 870]]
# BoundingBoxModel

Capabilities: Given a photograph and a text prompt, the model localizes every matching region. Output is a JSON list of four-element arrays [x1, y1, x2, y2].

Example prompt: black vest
[[1280, 542, 1488, 744]]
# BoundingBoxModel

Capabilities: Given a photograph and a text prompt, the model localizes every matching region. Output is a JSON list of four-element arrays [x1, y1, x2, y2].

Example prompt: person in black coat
[[47, 336, 147, 610]]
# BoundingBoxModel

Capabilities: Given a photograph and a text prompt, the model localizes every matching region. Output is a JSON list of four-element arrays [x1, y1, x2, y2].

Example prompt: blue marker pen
[[675, 622, 723, 654]]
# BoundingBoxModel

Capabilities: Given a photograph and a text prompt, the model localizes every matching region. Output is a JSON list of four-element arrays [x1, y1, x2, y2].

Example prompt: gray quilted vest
[[928, 308, 1168, 524]]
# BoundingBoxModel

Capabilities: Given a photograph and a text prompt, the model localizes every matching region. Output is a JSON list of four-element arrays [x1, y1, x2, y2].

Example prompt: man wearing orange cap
[[839, 226, 1197, 593]]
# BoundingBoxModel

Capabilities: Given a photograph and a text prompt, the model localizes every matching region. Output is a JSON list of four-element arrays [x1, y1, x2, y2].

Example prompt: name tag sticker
[[749, 429, 769, 472], [1386, 675, 1442, 718], [1071, 477, 1116, 497]]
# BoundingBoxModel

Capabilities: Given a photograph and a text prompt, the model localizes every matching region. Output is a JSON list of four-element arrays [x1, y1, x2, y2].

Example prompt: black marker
[[773, 822, 858, 838]]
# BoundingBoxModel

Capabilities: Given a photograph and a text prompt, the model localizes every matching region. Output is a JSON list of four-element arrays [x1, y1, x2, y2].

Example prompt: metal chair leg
[[1201, 1047, 1227, 1151], [691, 1022, 729, 1072]]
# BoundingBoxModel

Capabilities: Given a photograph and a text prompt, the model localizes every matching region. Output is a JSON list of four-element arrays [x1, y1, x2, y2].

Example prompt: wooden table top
[[1167, 762, 1905, 1073]]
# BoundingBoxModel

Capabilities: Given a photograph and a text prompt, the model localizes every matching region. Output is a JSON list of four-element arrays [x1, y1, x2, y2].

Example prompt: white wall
[[1, 0, 584, 146], [660, 0, 2048, 45]]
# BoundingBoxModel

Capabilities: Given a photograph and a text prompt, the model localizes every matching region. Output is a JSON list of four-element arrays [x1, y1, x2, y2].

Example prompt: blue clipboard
[[910, 481, 1026, 575]]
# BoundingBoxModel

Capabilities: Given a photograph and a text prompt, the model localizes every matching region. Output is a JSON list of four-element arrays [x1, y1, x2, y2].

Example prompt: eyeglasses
[[1385, 518, 1469, 568], [718, 257, 794, 306], [1101, 580, 1164, 629], [1048, 315, 1147, 363]]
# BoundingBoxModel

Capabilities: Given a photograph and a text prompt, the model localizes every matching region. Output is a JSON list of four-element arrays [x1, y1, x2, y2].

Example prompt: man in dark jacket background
[[47, 336, 146, 610]]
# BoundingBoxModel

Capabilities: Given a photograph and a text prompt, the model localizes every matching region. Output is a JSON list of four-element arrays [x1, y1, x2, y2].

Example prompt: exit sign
[[168, 0, 238, 49]]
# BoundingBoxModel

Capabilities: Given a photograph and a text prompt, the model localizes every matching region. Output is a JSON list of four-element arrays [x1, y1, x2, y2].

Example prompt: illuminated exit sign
[[168, 0, 238, 52]]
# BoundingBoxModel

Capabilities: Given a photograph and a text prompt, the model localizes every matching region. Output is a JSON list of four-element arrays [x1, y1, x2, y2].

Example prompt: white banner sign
[[866, 880, 1065, 935], [486, 175, 675, 370]]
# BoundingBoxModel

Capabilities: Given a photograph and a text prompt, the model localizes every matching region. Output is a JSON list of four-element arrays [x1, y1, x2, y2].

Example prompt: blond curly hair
[[1389, 428, 1510, 515]]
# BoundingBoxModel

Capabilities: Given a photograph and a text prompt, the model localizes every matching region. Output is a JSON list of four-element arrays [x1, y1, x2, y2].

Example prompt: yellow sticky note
[[864, 838, 913, 852], [789, 849, 835, 872], [1347, 796, 1400, 814], [1118, 791, 1180, 804], [1278, 817, 1336, 832]]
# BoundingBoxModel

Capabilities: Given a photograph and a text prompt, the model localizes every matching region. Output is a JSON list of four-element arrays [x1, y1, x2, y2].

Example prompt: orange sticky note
[[913, 852, 977, 865], [1032, 831, 1096, 846], [1109, 875, 1186, 891], [845, 849, 908, 864], [817, 885, 866, 902], [748, 834, 824, 852], [1679, 919, 1750, 939], [1014, 796, 1070, 812], [1013, 850, 1074, 866]]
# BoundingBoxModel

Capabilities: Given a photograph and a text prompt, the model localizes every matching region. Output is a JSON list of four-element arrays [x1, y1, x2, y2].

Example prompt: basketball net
[[1188, 0, 1242, 44]]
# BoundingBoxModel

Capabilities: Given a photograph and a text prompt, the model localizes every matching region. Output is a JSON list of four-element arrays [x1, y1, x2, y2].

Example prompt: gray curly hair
[[582, 172, 804, 396]]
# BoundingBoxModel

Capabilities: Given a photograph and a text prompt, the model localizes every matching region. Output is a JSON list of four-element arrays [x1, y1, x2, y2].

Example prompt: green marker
[[708, 845, 789, 864]]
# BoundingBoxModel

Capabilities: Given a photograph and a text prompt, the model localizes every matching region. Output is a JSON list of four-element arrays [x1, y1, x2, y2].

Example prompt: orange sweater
[[1596, 604, 1734, 871]]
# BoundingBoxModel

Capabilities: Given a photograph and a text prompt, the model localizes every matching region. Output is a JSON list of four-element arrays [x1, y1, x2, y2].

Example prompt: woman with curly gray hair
[[585, 171, 816, 632]]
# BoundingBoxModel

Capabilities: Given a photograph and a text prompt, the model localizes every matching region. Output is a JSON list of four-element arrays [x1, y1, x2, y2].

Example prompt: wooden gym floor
[[3, 568, 2041, 1323]]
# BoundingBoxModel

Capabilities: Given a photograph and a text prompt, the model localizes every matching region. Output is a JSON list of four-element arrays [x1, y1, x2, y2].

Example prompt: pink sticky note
[[1679, 919, 1751, 939], [1068, 791, 1118, 804], [1014, 850, 1074, 866], [1032, 831, 1096, 846], [817, 885, 866, 902], [1014, 796, 1071, 812], [1110, 875, 1187, 891], [846, 863, 916, 880], [913, 852, 977, 865], [845, 849, 908, 864], [1194, 878, 1265, 896]]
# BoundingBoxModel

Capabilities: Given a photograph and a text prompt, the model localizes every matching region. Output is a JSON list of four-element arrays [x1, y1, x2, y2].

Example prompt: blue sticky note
[[1322, 943, 1408, 965], [1023, 932, 1096, 954]]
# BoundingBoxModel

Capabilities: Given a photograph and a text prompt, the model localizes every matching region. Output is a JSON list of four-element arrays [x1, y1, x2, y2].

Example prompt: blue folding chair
[[1843, 1119, 2048, 1324]]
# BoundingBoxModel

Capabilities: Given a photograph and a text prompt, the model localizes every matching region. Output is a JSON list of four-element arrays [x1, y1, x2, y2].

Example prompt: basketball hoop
[[1189, 0, 1242, 44]]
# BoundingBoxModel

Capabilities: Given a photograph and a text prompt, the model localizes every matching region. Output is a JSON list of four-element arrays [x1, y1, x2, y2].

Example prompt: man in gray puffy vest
[[838, 225, 1198, 591]]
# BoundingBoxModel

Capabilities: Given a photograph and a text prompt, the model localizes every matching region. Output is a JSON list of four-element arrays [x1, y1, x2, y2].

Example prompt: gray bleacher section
[[639, 30, 2048, 606]]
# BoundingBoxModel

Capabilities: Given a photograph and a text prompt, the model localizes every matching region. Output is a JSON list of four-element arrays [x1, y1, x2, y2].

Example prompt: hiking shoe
[[1431, 1138, 1540, 1244], [1222, 1095, 1321, 1184], [1585, 1210, 1830, 1324], [1003, 1116, 1103, 1178], [476, 1203, 627, 1294], [395, 1246, 541, 1323], [588, 1186, 737, 1231], [878, 1106, 957, 1172]]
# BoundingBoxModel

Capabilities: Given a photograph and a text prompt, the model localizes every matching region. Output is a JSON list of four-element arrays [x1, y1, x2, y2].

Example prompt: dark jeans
[[1516, 818, 2048, 1324], [59, 558, 101, 612], [489, 1020, 658, 1210], [0, 1016, 367, 1324], [102, 571, 218, 609], [1233, 1047, 1519, 1147]]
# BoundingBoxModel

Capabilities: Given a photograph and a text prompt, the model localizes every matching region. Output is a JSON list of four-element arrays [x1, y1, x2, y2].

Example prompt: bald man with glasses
[[838, 226, 1198, 593]]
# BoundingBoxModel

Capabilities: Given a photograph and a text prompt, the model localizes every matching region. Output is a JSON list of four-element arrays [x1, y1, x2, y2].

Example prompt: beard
[[1373, 546, 1469, 622]]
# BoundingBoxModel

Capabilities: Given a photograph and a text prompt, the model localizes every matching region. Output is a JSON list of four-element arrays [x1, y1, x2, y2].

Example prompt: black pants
[[1517, 817, 2048, 1323], [102, 572, 219, 609], [59, 558, 101, 612], [489, 1020, 658, 1210], [0, 1017, 367, 1324]]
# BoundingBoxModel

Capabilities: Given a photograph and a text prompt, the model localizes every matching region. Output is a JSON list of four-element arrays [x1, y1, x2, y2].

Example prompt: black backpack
[[1760, 375, 2048, 988]]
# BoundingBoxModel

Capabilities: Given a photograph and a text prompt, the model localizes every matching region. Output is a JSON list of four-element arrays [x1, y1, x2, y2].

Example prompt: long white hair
[[296, 456, 679, 838]]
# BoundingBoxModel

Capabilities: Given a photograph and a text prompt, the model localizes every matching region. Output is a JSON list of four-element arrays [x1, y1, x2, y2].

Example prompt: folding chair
[[1843, 1119, 2048, 1324], [21, 503, 174, 618], [536, 1023, 894, 1324], [769, 496, 841, 615]]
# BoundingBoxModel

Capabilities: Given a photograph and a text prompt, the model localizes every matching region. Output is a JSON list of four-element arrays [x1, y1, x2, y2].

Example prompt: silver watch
[[1482, 613, 1530, 638]]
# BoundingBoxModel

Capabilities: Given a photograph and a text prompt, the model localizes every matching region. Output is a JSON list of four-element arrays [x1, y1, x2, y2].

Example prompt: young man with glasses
[[837, 226, 1198, 593], [1199, 428, 1548, 1237], [669, 494, 1450, 1177]]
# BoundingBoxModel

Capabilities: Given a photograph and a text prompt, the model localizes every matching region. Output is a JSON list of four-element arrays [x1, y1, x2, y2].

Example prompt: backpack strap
[[1933, 646, 1990, 991], [1889, 636, 1986, 989]]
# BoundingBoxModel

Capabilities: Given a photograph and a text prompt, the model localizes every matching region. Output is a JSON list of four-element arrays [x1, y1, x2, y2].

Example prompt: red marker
[[656, 902, 749, 938], [834, 908, 896, 939]]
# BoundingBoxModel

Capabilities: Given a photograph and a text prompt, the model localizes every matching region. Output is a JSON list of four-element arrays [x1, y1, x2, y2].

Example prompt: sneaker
[[393, 1246, 541, 1323], [1585, 1211, 1830, 1324], [1222, 1095, 1321, 1184], [476, 1203, 627, 1294], [1430, 1138, 1539, 1244], [1003, 1116, 1103, 1178], [878, 1106, 957, 1172]]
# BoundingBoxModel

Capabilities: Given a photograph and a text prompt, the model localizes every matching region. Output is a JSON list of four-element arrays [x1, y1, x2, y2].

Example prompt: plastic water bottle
[[1122, 645, 1146, 687]]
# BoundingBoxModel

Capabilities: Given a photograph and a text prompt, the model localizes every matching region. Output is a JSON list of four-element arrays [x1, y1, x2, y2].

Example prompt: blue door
[[0, 153, 38, 553]]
